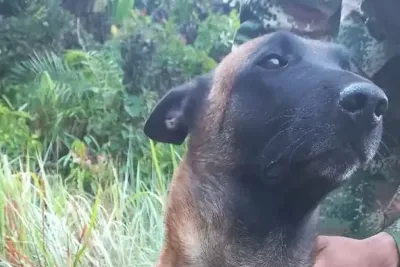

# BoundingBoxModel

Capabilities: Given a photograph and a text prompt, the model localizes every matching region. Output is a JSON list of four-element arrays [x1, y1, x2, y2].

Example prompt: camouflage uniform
[[233, 0, 400, 249]]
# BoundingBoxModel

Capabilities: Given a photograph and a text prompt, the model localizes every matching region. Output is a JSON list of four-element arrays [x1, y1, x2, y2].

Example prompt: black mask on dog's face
[[144, 31, 388, 184]]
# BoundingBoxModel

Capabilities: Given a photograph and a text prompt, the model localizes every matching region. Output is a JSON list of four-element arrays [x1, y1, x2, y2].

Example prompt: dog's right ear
[[143, 72, 213, 145]]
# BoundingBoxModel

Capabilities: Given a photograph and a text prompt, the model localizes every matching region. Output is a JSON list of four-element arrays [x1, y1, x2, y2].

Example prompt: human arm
[[313, 178, 400, 267], [381, 193, 400, 261], [314, 232, 399, 267]]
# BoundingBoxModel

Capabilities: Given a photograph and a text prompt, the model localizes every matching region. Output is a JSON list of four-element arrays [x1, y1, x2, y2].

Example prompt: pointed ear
[[143, 72, 212, 145]]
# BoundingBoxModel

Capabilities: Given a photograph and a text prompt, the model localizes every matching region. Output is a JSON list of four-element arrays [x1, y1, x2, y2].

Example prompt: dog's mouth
[[265, 130, 381, 183], [300, 134, 380, 181], [347, 139, 371, 163], [309, 148, 360, 177]]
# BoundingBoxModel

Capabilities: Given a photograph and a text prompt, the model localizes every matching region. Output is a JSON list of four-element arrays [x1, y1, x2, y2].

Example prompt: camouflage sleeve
[[384, 222, 400, 253], [382, 188, 400, 252], [233, 0, 343, 48]]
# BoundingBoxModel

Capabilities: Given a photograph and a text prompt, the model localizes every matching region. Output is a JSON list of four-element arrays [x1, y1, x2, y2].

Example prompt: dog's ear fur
[[143, 72, 213, 145]]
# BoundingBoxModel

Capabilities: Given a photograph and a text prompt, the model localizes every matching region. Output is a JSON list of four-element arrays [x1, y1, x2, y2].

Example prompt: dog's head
[[144, 31, 388, 185]]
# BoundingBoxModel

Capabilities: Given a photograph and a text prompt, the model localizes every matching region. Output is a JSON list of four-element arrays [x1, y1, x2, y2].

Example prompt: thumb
[[313, 236, 330, 267], [315, 235, 330, 250], [313, 255, 328, 267]]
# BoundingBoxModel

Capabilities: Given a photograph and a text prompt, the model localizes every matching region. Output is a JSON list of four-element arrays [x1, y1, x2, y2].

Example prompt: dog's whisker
[[288, 139, 308, 164], [379, 140, 391, 157], [375, 150, 385, 163], [264, 128, 315, 168], [269, 98, 333, 118], [277, 100, 334, 117], [263, 115, 297, 126], [382, 131, 398, 145], [263, 125, 300, 152], [287, 129, 316, 163], [266, 100, 333, 126]]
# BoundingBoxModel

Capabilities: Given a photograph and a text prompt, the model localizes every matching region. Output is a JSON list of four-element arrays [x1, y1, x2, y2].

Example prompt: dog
[[143, 31, 388, 267]]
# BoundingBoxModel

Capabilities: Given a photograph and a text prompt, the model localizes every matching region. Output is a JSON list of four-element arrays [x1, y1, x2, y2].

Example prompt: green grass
[[0, 143, 174, 267]]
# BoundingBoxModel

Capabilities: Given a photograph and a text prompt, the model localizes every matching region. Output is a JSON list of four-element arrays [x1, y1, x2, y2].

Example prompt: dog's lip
[[266, 140, 368, 172], [347, 141, 368, 163], [294, 145, 362, 166], [325, 142, 367, 164]]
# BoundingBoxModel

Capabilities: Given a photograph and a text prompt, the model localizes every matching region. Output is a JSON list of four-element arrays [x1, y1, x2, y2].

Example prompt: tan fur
[[156, 34, 312, 267], [150, 30, 387, 267], [156, 160, 200, 267], [205, 35, 265, 131], [156, 38, 269, 267], [156, 35, 289, 267]]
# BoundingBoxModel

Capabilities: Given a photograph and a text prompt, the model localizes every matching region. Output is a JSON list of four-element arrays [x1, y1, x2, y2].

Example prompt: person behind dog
[[232, 0, 400, 266]]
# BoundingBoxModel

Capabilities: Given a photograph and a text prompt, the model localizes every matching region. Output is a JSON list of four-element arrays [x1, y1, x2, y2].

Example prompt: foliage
[[6, 48, 126, 160], [0, 149, 167, 266], [1, 0, 238, 169], [109, 0, 136, 25], [0, 101, 40, 159], [0, 0, 81, 81], [0, 1, 239, 265], [120, 7, 239, 95]]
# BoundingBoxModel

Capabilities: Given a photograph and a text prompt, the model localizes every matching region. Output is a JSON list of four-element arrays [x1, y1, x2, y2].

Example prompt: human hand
[[313, 232, 399, 267]]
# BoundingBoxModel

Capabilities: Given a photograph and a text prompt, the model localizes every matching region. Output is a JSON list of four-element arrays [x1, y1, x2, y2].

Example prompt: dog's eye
[[257, 54, 288, 69]]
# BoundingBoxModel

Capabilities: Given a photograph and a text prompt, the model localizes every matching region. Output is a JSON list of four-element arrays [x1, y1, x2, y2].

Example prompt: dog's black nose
[[339, 83, 388, 122]]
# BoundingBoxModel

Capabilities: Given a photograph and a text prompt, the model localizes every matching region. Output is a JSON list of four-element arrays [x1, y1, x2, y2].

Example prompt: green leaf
[[124, 95, 144, 118], [111, 0, 135, 25]]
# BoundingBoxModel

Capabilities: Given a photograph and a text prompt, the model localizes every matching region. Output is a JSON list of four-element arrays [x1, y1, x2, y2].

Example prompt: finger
[[313, 256, 328, 267], [315, 235, 330, 250], [313, 237, 329, 266]]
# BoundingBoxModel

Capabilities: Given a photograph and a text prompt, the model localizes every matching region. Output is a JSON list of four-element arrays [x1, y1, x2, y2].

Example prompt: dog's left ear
[[143, 72, 212, 145]]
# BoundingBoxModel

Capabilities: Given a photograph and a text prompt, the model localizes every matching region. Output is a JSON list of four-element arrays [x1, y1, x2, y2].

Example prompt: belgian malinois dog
[[143, 31, 388, 267]]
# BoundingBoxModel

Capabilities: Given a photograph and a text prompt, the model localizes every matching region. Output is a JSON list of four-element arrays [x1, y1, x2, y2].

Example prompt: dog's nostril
[[374, 98, 388, 117], [339, 92, 367, 113], [339, 83, 388, 119]]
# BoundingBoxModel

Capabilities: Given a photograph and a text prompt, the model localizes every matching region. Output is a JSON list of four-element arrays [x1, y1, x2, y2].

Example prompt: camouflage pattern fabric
[[233, 0, 400, 250]]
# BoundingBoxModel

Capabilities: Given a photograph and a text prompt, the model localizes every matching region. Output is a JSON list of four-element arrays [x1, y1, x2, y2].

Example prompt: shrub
[[1, 3, 238, 181], [0, 0, 240, 265]]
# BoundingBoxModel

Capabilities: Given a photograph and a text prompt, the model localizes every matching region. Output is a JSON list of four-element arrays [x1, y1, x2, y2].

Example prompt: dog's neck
[[181, 134, 344, 266], [186, 150, 338, 241]]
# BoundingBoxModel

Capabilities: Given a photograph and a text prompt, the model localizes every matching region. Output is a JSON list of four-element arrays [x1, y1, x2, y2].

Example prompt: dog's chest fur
[[177, 173, 320, 267], [182, 208, 319, 267]]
